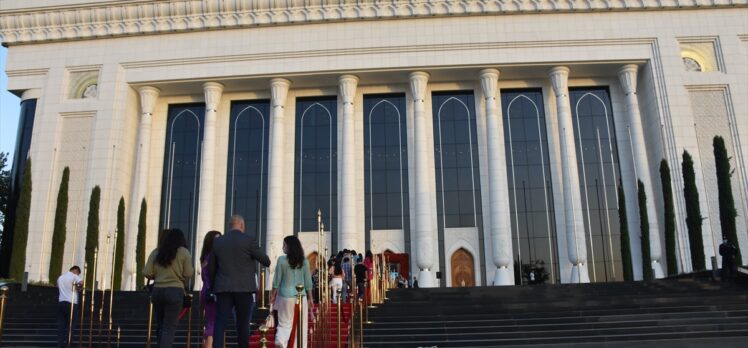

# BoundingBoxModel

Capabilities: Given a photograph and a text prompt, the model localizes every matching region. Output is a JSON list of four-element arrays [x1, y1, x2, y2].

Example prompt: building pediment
[[1, 0, 745, 45]]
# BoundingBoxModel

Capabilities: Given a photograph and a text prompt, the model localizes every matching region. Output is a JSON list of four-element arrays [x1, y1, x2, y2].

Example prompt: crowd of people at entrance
[[54, 214, 395, 348]]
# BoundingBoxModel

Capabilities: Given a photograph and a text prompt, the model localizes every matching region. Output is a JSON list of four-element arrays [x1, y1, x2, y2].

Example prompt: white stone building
[[1, 0, 747, 290]]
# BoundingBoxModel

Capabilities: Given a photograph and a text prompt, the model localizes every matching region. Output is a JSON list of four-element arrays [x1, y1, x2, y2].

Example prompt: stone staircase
[[362, 275, 748, 347], [2, 274, 747, 347]]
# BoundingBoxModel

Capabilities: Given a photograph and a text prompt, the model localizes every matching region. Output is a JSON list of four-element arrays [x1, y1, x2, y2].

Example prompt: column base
[[493, 266, 514, 286], [418, 269, 436, 288], [569, 263, 591, 284], [653, 260, 665, 279]]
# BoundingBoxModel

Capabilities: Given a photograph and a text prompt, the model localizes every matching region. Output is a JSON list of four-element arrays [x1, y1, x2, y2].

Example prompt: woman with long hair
[[269, 236, 314, 348], [199, 230, 221, 348], [329, 261, 344, 304], [143, 228, 194, 348]]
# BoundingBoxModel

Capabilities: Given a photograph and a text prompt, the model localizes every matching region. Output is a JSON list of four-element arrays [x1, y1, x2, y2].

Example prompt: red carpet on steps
[[249, 303, 353, 347]]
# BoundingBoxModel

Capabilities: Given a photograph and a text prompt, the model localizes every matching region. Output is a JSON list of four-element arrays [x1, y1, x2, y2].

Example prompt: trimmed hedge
[[682, 151, 705, 271], [9, 158, 32, 280], [136, 199, 147, 290], [113, 197, 125, 290], [618, 181, 633, 282], [49, 167, 70, 281], [638, 180, 653, 281], [84, 186, 101, 287], [660, 160, 678, 276], [714, 136, 741, 264]]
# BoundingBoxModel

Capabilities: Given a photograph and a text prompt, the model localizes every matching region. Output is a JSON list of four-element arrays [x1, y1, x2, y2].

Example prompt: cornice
[[1, 0, 746, 45]]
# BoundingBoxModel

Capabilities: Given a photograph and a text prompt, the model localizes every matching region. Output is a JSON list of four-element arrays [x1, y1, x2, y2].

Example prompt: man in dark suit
[[209, 215, 271, 348]]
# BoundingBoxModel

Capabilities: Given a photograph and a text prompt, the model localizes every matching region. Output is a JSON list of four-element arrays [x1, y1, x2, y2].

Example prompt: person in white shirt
[[57, 265, 82, 347]]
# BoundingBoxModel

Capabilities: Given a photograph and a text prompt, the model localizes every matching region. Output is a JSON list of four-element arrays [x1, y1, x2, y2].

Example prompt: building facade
[[1, 0, 747, 290]]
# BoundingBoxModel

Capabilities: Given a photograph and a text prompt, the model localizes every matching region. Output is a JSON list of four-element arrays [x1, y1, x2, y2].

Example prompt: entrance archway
[[451, 248, 475, 287]]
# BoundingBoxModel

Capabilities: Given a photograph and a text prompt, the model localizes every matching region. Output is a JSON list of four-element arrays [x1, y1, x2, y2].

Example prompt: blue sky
[[1, 46, 21, 164]]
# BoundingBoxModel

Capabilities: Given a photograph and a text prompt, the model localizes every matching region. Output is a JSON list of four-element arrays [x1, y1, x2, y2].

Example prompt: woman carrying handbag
[[269, 236, 314, 348], [143, 228, 194, 348]]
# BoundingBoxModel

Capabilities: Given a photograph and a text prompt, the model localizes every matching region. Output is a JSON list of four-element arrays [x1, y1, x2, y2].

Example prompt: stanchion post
[[89, 247, 98, 348], [296, 284, 304, 348], [108, 231, 118, 345], [359, 291, 364, 347], [79, 262, 87, 348], [259, 325, 269, 348], [336, 289, 342, 348], [259, 270, 267, 309], [68, 282, 76, 346], [0, 286, 8, 343], [146, 299, 153, 348], [186, 294, 193, 348], [116, 326, 121, 348]]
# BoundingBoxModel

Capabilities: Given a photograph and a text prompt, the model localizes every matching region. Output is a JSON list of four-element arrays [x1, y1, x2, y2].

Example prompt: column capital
[[137, 86, 160, 116], [202, 82, 224, 111], [479, 68, 500, 100], [270, 78, 291, 108], [617, 64, 639, 95], [338, 74, 359, 104], [409, 71, 430, 102], [548, 66, 570, 97], [20, 88, 41, 101]]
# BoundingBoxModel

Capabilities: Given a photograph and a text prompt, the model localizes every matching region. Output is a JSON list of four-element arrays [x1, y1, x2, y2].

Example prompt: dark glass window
[[294, 98, 337, 238], [226, 100, 270, 244], [433, 92, 482, 229], [11, 99, 37, 192], [501, 90, 559, 284], [364, 94, 410, 245], [159, 104, 204, 256], [571, 88, 623, 282]]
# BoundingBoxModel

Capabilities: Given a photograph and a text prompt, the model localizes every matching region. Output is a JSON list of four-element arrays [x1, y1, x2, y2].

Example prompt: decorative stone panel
[[679, 39, 723, 73], [66, 69, 100, 100]]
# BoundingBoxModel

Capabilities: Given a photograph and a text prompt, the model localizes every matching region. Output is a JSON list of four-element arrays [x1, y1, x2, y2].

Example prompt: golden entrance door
[[451, 248, 475, 287]]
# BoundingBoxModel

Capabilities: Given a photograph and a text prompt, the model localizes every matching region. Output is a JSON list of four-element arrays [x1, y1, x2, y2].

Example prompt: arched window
[[160, 104, 204, 256], [294, 98, 338, 244], [226, 101, 270, 244]]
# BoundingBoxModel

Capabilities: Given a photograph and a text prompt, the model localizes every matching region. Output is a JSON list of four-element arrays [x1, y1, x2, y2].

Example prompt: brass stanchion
[[186, 294, 193, 348], [0, 286, 8, 343], [89, 247, 98, 348], [336, 289, 342, 348], [116, 326, 121, 348], [108, 231, 118, 346], [365, 281, 373, 324], [68, 282, 76, 346], [359, 291, 364, 347], [146, 299, 153, 348], [78, 262, 87, 348], [259, 325, 269, 348], [295, 284, 304, 348], [97, 305, 103, 345], [259, 270, 267, 309]]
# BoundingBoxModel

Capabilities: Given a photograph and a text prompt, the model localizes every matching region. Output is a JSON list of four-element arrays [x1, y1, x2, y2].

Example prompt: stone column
[[548, 66, 590, 283], [125, 86, 159, 290], [409, 71, 436, 287], [197, 82, 223, 251], [479, 69, 514, 286], [265, 78, 290, 289], [338, 75, 359, 252], [618, 64, 664, 278]]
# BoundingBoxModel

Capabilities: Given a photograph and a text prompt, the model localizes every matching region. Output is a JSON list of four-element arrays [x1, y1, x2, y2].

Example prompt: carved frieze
[[1, 0, 745, 45]]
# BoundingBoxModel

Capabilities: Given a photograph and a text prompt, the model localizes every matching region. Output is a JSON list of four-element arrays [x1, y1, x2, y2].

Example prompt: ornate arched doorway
[[451, 248, 475, 287]]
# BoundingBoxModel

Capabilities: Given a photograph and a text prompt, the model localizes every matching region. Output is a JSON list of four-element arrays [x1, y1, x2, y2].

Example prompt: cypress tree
[[48, 167, 70, 281], [113, 197, 125, 290], [84, 186, 101, 287], [9, 158, 32, 280], [618, 181, 634, 282], [713, 136, 741, 264], [682, 151, 705, 270], [136, 199, 147, 290], [638, 180, 653, 281], [660, 160, 678, 276]]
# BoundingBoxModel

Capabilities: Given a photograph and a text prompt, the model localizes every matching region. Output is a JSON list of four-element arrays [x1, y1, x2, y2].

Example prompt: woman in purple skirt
[[200, 230, 221, 348]]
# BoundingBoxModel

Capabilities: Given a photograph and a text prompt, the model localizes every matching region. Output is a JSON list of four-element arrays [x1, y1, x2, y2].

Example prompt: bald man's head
[[229, 215, 245, 232]]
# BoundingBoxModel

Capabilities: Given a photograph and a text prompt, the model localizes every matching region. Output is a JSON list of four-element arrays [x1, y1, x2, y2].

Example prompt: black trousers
[[57, 301, 79, 347], [151, 287, 184, 348], [213, 292, 255, 348]]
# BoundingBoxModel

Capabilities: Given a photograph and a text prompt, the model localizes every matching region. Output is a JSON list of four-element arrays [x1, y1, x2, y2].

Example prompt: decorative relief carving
[[66, 70, 100, 100], [1, 0, 744, 45]]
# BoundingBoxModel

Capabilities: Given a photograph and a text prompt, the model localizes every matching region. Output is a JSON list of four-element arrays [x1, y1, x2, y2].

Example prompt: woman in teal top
[[270, 235, 314, 348]]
